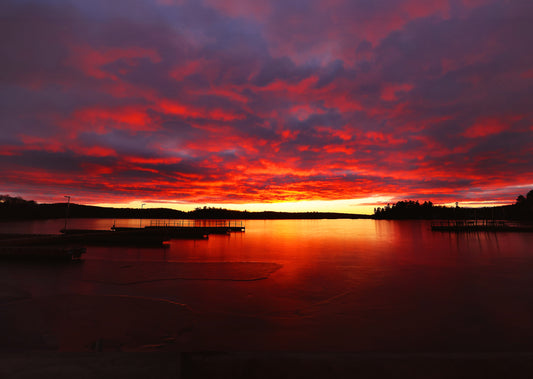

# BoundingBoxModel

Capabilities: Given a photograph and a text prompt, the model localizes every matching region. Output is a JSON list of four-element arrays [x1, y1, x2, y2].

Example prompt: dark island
[[374, 189, 533, 221]]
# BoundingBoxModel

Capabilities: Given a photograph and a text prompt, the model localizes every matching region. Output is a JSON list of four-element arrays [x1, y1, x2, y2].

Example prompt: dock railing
[[429, 219, 525, 233], [149, 219, 245, 229], [431, 219, 507, 229]]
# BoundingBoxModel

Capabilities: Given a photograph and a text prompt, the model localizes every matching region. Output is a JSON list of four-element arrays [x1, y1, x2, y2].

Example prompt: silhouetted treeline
[[374, 200, 450, 219], [0, 195, 369, 220], [514, 190, 533, 220], [0, 195, 187, 220], [3, 191, 531, 221], [189, 206, 371, 219], [374, 190, 533, 220]]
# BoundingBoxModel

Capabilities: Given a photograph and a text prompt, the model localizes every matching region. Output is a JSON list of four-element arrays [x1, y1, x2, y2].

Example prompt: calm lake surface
[[1, 218, 533, 352]]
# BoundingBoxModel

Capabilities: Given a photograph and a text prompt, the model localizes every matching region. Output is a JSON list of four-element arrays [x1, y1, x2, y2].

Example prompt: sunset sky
[[1, 0, 532, 213]]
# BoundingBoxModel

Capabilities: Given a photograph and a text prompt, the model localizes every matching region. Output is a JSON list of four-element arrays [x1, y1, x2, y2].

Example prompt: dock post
[[139, 203, 146, 228], [64, 195, 71, 231]]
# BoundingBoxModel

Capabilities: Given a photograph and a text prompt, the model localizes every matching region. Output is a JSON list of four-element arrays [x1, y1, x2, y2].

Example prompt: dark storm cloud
[[0, 149, 114, 173]]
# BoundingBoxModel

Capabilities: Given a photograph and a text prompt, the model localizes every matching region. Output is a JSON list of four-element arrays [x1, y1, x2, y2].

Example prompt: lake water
[[1, 218, 533, 352]]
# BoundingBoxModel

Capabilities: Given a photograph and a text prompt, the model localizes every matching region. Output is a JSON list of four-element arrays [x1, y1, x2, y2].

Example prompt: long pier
[[112, 219, 245, 235], [149, 219, 245, 233]]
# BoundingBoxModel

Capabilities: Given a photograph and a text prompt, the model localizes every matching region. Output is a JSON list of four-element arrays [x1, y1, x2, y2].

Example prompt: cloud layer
[[1, 0, 532, 209]]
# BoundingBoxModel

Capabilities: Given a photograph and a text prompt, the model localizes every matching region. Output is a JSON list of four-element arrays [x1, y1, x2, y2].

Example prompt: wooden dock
[[109, 226, 209, 239], [112, 219, 245, 236], [0, 220, 245, 260], [2, 230, 170, 247], [431, 220, 533, 232], [0, 245, 86, 261], [148, 219, 245, 233]]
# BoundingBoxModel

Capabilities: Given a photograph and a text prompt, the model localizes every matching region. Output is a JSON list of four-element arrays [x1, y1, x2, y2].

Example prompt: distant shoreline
[[0, 200, 372, 220], [1, 193, 532, 221]]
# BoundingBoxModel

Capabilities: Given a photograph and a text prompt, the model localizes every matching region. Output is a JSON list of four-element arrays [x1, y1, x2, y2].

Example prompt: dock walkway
[[111, 219, 245, 237], [148, 219, 245, 233]]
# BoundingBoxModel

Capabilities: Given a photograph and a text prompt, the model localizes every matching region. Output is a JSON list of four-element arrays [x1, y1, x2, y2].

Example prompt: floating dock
[[112, 219, 245, 236], [0, 245, 86, 261], [108, 226, 209, 239], [149, 219, 245, 233], [2, 230, 169, 247], [431, 220, 533, 232], [0, 220, 245, 260]]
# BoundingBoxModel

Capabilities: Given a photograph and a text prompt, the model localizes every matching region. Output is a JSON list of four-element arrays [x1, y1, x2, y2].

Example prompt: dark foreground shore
[[3, 352, 533, 378], [2, 257, 533, 377]]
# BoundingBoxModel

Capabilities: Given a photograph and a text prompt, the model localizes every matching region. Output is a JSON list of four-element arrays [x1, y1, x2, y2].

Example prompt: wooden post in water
[[139, 203, 146, 228], [64, 195, 71, 231]]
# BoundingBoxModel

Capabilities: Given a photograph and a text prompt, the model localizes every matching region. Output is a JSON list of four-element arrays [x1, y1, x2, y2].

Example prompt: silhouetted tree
[[512, 190, 533, 220]]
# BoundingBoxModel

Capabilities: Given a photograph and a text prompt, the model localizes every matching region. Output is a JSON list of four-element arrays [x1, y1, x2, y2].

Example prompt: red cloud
[[159, 100, 245, 122], [19, 136, 65, 153], [68, 107, 156, 134], [77, 146, 117, 157], [463, 117, 520, 138]]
